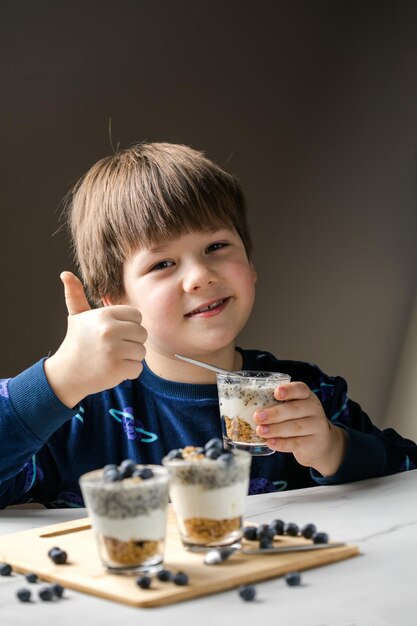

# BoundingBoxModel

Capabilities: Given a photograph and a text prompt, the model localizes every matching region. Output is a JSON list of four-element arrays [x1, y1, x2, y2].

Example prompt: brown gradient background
[[1, 1, 416, 431]]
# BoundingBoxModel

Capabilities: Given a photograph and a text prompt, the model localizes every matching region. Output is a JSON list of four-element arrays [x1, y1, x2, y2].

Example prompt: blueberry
[[284, 522, 299, 537], [156, 569, 173, 582], [204, 438, 223, 451], [48, 547, 68, 564], [136, 575, 152, 589], [312, 531, 329, 544], [205, 447, 222, 460], [243, 525, 258, 541], [25, 572, 38, 583], [39, 586, 54, 601], [256, 524, 275, 540], [173, 571, 188, 586], [166, 449, 183, 460], [259, 536, 273, 549], [238, 584, 256, 601], [269, 519, 285, 536], [103, 463, 117, 473], [218, 452, 233, 465], [103, 467, 122, 482], [16, 588, 31, 602], [301, 523, 317, 539], [119, 459, 136, 478], [0, 562, 12, 576], [285, 571, 302, 587], [51, 583, 65, 598], [137, 467, 154, 480]]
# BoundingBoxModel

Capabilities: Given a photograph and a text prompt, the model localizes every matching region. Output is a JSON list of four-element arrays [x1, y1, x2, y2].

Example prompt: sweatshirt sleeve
[[0, 358, 78, 507], [309, 371, 417, 485]]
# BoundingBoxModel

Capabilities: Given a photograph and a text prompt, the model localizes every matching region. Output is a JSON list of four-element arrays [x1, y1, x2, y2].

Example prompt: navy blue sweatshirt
[[0, 349, 415, 508]]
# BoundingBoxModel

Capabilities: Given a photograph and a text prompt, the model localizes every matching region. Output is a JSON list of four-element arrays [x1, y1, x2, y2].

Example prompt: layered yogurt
[[162, 442, 251, 548], [79, 464, 169, 573]]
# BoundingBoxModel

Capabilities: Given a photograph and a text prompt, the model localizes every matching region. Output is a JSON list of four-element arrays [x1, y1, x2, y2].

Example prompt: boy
[[0, 142, 416, 508]]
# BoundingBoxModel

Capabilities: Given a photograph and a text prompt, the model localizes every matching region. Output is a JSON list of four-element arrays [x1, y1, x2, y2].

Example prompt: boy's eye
[[206, 242, 229, 253], [149, 260, 174, 272]]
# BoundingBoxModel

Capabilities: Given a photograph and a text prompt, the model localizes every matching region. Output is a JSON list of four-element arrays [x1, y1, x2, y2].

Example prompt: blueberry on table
[[238, 585, 256, 601], [312, 531, 329, 544], [136, 575, 152, 589], [284, 522, 299, 537], [51, 583, 65, 598], [173, 571, 189, 586], [39, 586, 54, 601], [0, 562, 12, 576], [48, 547, 68, 564], [301, 523, 317, 539], [285, 571, 302, 587], [25, 572, 38, 583], [243, 525, 258, 541], [156, 569, 173, 582], [16, 588, 32, 602]]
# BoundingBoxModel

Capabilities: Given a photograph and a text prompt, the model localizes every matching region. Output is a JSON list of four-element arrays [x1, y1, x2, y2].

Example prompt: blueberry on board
[[51, 583, 65, 598], [0, 562, 12, 576], [39, 586, 54, 601], [312, 531, 329, 544], [301, 523, 317, 539], [25, 572, 38, 583], [138, 467, 154, 480], [284, 522, 299, 537], [243, 525, 258, 541], [119, 459, 136, 478], [173, 571, 189, 586], [238, 585, 256, 601], [269, 518, 285, 536], [48, 548, 68, 564], [285, 571, 302, 587], [204, 438, 223, 451], [259, 536, 273, 550], [156, 569, 173, 582], [136, 575, 152, 589], [16, 588, 31, 603], [256, 523, 275, 540]]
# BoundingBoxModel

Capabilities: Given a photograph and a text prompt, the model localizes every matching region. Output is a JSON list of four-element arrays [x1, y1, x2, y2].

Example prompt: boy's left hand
[[254, 382, 347, 477]]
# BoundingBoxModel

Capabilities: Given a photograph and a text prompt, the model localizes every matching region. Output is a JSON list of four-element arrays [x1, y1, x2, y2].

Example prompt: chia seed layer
[[80, 468, 169, 519], [163, 449, 250, 489]]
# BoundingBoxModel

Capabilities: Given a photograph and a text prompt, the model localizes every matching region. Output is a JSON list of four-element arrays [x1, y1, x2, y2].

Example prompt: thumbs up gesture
[[44, 272, 147, 408]]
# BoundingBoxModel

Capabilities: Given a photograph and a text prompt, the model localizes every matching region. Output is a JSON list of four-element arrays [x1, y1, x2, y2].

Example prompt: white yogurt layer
[[90, 508, 167, 542], [169, 480, 249, 520], [219, 394, 278, 427]]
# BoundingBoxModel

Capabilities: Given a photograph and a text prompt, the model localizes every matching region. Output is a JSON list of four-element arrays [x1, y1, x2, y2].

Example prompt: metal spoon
[[203, 541, 347, 565], [174, 353, 244, 377]]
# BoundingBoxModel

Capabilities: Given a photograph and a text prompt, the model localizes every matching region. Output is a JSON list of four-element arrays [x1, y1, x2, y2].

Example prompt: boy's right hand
[[44, 271, 147, 408]]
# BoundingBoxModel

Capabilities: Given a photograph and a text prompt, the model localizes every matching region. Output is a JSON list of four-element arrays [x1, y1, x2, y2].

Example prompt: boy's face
[[114, 227, 257, 363]]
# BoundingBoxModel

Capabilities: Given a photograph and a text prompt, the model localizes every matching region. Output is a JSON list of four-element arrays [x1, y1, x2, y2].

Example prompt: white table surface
[[1, 469, 416, 626]]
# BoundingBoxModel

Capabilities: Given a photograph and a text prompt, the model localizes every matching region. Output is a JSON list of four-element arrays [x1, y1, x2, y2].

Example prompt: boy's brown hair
[[66, 142, 252, 306]]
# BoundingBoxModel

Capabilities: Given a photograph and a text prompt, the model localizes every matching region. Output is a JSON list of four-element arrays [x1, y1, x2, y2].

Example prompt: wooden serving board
[[0, 509, 359, 608]]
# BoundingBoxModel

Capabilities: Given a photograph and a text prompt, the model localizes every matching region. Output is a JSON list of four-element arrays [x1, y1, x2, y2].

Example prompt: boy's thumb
[[60, 271, 92, 316]]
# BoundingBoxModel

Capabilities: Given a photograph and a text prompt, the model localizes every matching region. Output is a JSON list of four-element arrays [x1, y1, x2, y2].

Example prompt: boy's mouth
[[185, 297, 230, 318]]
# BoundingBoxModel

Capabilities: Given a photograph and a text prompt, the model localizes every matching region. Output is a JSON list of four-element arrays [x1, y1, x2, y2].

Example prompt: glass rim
[[216, 370, 291, 381], [79, 464, 169, 485]]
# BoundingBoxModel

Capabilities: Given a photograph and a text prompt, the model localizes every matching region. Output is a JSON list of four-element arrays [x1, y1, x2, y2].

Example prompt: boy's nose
[[182, 263, 217, 292]]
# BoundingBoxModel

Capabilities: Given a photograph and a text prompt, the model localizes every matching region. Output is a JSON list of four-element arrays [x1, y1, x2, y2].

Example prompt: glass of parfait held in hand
[[216, 370, 291, 456]]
